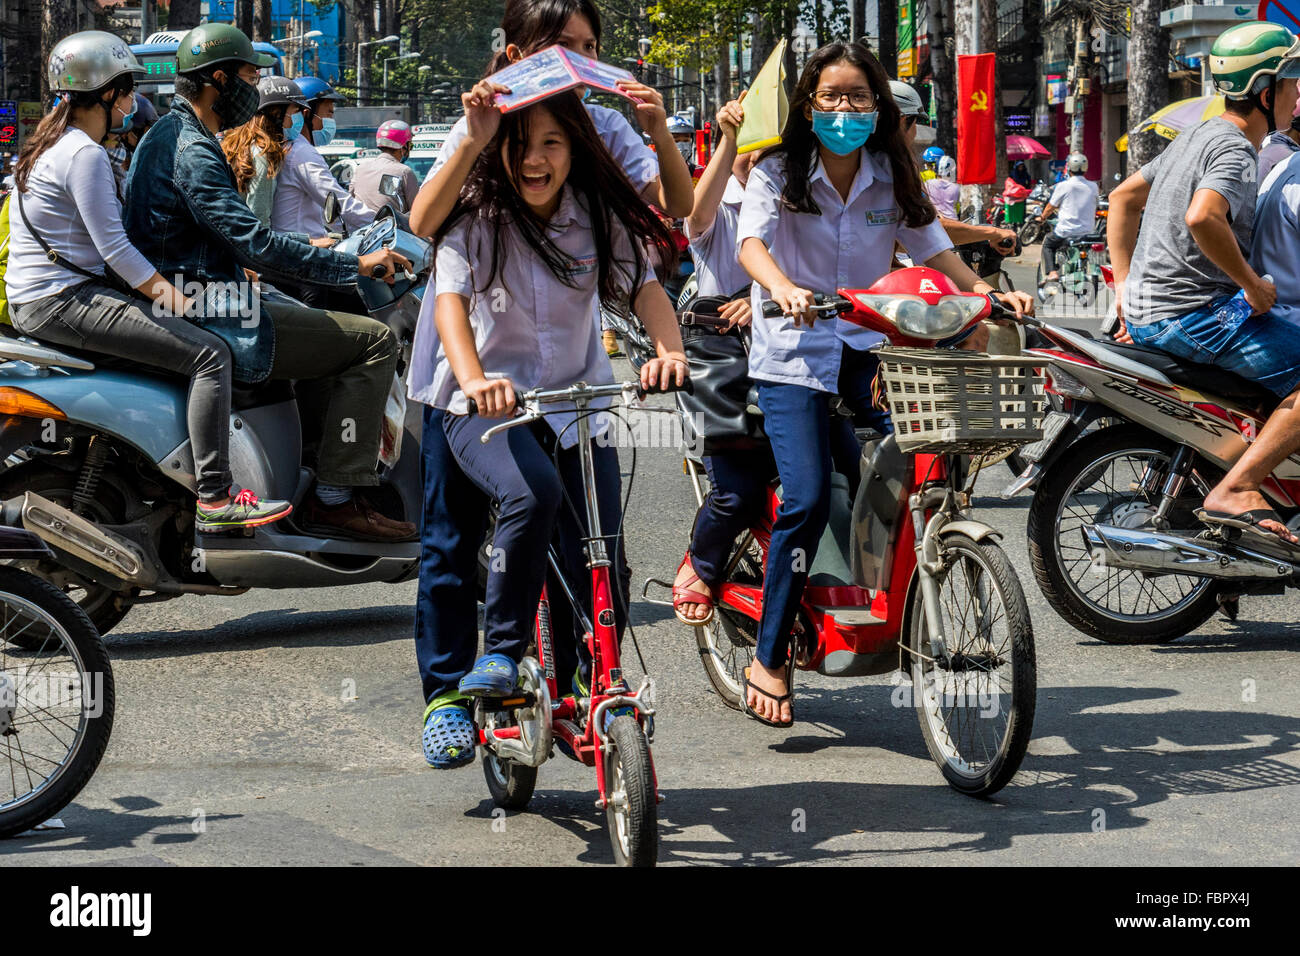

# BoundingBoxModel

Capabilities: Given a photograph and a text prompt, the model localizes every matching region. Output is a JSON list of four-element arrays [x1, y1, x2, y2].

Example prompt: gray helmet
[[1066, 151, 1088, 174], [47, 30, 146, 94], [258, 75, 307, 111], [889, 80, 925, 118]]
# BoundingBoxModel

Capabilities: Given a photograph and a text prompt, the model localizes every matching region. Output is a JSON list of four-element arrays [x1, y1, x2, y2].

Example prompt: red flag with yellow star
[[956, 53, 996, 185]]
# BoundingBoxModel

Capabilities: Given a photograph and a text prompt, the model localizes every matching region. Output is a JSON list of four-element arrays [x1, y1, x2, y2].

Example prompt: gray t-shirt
[[1123, 117, 1257, 327]]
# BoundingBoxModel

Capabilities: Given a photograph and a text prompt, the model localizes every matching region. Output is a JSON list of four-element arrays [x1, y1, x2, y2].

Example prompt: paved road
[[6, 270, 1299, 867]]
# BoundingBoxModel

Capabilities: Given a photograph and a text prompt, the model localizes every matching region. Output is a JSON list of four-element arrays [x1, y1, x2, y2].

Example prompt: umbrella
[[1131, 94, 1225, 141], [1006, 134, 1050, 160]]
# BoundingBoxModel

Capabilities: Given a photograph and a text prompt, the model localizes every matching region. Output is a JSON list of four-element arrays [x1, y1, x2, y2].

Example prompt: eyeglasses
[[902, 115, 918, 129], [812, 88, 876, 110]]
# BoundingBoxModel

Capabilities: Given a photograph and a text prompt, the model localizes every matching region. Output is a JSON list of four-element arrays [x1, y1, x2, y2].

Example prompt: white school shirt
[[408, 102, 661, 405], [684, 174, 751, 298], [427, 185, 653, 446], [736, 150, 952, 393], [270, 137, 375, 238]]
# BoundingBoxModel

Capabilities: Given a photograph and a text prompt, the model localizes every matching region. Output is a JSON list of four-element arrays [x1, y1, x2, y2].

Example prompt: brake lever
[[479, 408, 540, 444]]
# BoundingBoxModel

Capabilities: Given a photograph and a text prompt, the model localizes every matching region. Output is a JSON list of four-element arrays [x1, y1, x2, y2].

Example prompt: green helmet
[[176, 22, 275, 74], [1210, 21, 1295, 98], [47, 31, 146, 94]]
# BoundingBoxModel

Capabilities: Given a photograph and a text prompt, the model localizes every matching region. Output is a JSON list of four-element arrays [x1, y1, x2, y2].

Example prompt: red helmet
[[376, 120, 413, 150]]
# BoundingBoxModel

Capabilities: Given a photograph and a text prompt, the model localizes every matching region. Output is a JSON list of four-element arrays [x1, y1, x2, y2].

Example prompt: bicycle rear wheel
[[908, 534, 1035, 797]]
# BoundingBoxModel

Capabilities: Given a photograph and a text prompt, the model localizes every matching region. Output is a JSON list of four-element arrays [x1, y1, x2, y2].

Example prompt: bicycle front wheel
[[908, 534, 1035, 797], [604, 715, 657, 867]]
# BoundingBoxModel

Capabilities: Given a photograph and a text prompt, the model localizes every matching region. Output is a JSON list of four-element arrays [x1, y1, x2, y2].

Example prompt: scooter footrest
[[816, 605, 887, 627]]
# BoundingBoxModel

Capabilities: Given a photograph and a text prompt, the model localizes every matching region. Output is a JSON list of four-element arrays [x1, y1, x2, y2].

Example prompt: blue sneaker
[[422, 696, 476, 769], [458, 653, 519, 698]]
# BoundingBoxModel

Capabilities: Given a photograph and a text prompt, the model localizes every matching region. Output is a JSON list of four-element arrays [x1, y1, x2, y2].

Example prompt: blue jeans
[[688, 448, 776, 590], [414, 407, 488, 704], [442, 413, 629, 682], [752, 346, 883, 669], [1129, 300, 1300, 398]]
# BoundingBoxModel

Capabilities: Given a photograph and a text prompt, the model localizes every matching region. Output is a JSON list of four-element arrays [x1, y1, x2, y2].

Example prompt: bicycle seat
[[1096, 339, 1279, 414]]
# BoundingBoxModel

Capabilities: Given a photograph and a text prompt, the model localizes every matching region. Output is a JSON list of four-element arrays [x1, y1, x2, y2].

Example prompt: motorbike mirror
[[323, 193, 341, 229], [1113, 172, 1121, 182]]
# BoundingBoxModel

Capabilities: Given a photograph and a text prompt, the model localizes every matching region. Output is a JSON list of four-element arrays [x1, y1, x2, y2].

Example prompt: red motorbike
[[654, 268, 1042, 796]]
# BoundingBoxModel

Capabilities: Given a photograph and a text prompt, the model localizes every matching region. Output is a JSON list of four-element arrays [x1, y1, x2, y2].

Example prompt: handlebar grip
[[761, 301, 783, 318], [371, 264, 388, 280], [465, 398, 478, 417], [637, 376, 694, 399]]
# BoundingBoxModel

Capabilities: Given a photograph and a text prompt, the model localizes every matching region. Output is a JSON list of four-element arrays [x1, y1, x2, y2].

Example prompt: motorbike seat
[[1098, 340, 1279, 414], [231, 380, 296, 410]]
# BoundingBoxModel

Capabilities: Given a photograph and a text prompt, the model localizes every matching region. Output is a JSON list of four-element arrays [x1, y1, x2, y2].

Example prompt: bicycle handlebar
[[760, 292, 853, 319], [466, 378, 693, 441]]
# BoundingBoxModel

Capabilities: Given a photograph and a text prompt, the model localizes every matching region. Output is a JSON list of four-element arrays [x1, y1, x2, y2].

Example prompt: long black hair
[[436, 92, 676, 308], [761, 41, 933, 228], [487, 0, 602, 73]]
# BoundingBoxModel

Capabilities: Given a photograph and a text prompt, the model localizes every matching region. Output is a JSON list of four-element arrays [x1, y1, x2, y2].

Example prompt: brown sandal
[[672, 555, 715, 626]]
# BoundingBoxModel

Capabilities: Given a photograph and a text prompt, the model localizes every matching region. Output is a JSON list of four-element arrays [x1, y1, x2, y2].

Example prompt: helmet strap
[[1254, 77, 1279, 135]]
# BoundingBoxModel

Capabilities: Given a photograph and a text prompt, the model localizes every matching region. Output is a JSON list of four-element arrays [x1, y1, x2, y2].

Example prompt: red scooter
[[655, 268, 1042, 796]]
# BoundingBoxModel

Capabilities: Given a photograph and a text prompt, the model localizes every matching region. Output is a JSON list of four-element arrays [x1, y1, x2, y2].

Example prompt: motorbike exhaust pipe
[[1082, 523, 1296, 580], [19, 492, 157, 588]]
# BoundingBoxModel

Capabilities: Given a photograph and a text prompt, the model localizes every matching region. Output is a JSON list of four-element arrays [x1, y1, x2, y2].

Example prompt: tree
[[235, 0, 254, 39], [1128, 0, 1170, 170], [877, 0, 896, 75], [925, 0, 956, 155], [168, 0, 204, 33], [41, 0, 79, 105], [253, 0, 272, 43]]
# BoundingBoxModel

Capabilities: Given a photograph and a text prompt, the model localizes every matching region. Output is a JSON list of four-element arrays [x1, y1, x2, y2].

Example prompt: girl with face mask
[[734, 42, 1033, 728], [222, 76, 310, 231]]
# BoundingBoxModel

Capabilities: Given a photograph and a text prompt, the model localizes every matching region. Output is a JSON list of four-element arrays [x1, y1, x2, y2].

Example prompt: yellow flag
[[736, 40, 788, 155]]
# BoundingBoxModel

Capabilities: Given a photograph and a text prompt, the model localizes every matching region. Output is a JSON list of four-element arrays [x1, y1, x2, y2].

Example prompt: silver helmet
[[889, 80, 926, 118], [47, 30, 146, 95]]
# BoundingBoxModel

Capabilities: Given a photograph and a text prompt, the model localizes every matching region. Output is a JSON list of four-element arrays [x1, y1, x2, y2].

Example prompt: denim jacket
[[124, 96, 359, 383]]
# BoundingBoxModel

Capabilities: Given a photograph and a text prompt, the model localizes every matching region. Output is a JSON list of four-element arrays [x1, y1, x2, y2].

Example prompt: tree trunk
[[877, 1, 897, 72], [980, 0, 1006, 185], [925, 0, 957, 156], [168, 0, 203, 33], [41, 0, 79, 106], [850, 0, 867, 42], [712, 18, 732, 112], [253, 0, 272, 43], [235, 0, 254, 39], [751, 9, 775, 90], [1128, 0, 1171, 170]]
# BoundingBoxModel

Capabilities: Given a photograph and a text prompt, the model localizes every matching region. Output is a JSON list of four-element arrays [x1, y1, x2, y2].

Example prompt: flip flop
[[672, 555, 715, 626], [740, 663, 795, 729]]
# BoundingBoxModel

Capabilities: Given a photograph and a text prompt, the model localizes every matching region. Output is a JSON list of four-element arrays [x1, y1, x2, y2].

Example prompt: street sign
[[1259, 1, 1300, 31], [0, 101, 17, 153]]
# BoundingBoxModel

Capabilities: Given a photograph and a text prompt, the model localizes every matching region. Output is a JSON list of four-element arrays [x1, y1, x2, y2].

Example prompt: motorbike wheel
[[1027, 425, 1222, 643], [0, 566, 114, 838], [0, 468, 138, 642], [1017, 220, 1043, 246], [694, 540, 763, 710], [908, 534, 1035, 797], [603, 714, 657, 867]]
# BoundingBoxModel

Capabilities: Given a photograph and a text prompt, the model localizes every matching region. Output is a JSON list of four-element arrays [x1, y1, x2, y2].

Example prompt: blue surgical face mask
[[284, 112, 304, 142], [316, 117, 337, 146], [810, 108, 877, 156], [110, 97, 136, 136]]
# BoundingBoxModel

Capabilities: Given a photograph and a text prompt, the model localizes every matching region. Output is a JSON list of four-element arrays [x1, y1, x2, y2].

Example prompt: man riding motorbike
[[123, 22, 417, 542], [1037, 151, 1099, 286], [1110, 21, 1300, 549], [7, 30, 293, 534], [351, 120, 420, 214]]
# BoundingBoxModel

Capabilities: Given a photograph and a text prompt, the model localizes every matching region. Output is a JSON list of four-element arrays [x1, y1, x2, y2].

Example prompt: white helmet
[[1066, 152, 1088, 174], [889, 80, 926, 119], [937, 155, 957, 181]]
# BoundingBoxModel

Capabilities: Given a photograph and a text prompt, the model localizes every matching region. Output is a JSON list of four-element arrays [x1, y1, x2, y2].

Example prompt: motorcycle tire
[[1017, 221, 1043, 246], [0, 567, 114, 838], [1027, 424, 1223, 643]]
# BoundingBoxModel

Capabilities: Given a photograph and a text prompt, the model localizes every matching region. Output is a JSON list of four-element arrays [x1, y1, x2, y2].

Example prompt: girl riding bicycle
[[419, 91, 688, 768], [408, 0, 693, 769], [735, 41, 1032, 727]]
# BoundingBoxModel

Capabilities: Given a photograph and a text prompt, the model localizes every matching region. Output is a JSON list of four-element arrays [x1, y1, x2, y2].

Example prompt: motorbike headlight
[[897, 295, 985, 339]]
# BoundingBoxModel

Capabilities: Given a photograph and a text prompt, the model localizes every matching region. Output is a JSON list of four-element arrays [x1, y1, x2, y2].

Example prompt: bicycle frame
[[473, 382, 664, 808]]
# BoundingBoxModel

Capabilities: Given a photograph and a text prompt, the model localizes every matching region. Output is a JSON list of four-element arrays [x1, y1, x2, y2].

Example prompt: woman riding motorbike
[[5, 31, 292, 532], [223, 75, 314, 231]]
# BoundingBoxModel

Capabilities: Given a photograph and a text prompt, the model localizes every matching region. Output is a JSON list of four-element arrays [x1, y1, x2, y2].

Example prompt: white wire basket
[[877, 348, 1048, 454]]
